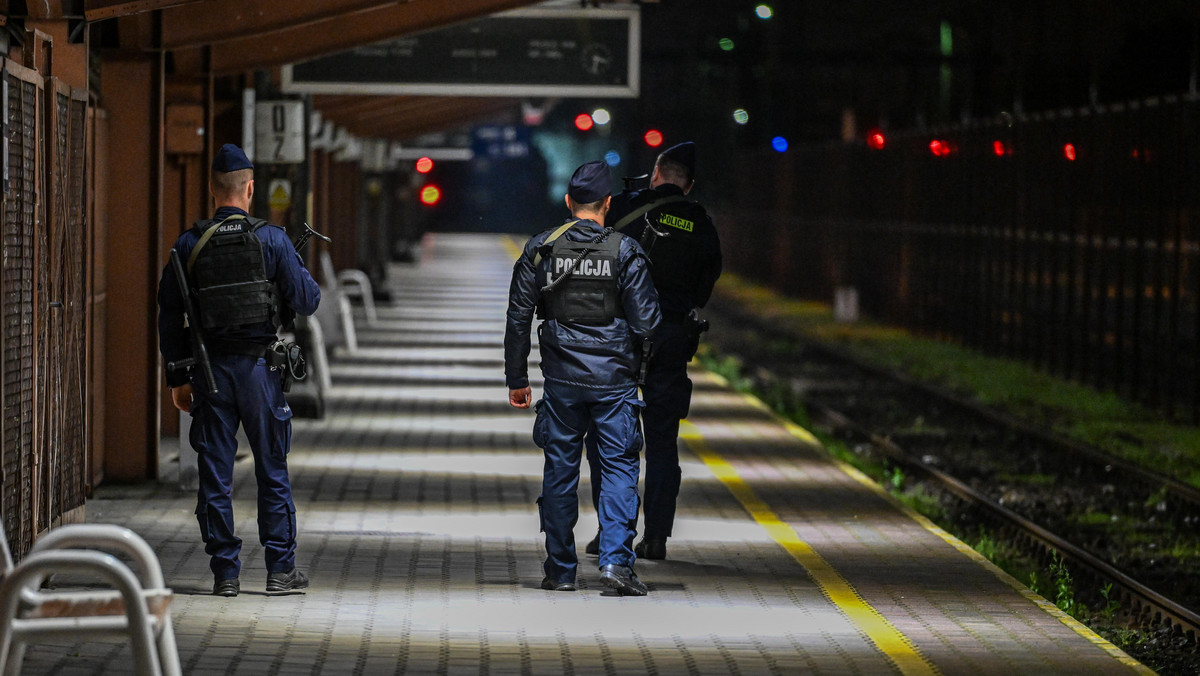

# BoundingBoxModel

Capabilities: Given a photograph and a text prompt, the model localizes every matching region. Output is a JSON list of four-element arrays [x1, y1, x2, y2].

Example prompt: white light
[[592, 108, 612, 125], [733, 109, 750, 125]]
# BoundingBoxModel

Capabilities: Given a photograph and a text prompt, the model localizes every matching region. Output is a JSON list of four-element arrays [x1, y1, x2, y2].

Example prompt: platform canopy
[[74, 0, 647, 142]]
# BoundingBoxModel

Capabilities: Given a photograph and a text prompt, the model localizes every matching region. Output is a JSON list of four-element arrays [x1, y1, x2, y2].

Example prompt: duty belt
[[661, 310, 691, 324], [662, 309, 710, 335], [207, 339, 272, 358]]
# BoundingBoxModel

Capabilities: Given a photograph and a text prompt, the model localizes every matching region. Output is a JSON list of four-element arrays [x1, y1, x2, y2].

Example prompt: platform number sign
[[254, 100, 305, 164]]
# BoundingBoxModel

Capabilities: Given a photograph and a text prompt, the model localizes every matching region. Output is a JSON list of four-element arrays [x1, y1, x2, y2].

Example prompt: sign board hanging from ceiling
[[280, 5, 640, 98]]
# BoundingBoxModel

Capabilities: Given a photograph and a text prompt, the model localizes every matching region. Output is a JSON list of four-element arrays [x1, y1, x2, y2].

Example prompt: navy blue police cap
[[659, 141, 696, 175], [567, 160, 611, 203], [213, 143, 253, 172]]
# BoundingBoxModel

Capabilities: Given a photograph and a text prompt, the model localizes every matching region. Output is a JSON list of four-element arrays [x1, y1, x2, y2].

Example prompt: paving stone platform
[[16, 233, 1147, 675]]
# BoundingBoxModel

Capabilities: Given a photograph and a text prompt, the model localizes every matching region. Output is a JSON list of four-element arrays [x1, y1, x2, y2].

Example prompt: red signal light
[[1063, 143, 1077, 161], [929, 139, 952, 157], [867, 131, 886, 150], [415, 156, 434, 174], [419, 184, 441, 206], [644, 129, 664, 147], [992, 140, 1011, 156], [574, 113, 594, 131]]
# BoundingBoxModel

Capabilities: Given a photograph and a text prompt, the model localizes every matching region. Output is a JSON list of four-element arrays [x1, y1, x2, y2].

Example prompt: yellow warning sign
[[268, 179, 292, 211]]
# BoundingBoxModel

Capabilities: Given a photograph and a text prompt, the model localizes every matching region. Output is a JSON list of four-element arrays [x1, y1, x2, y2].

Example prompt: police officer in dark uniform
[[157, 144, 321, 597], [585, 142, 722, 561], [505, 160, 661, 595]]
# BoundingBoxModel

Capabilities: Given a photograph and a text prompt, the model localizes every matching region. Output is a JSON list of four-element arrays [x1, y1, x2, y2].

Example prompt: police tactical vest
[[188, 216, 278, 329], [640, 198, 708, 296], [541, 232, 625, 325]]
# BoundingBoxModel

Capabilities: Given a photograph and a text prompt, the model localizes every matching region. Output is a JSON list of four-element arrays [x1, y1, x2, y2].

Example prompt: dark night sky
[[626, 0, 1200, 147], [434, 0, 1200, 230]]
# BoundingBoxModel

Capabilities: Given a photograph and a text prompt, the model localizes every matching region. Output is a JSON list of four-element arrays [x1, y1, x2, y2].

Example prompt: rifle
[[275, 222, 332, 331], [165, 248, 218, 394], [294, 222, 332, 253], [622, 173, 650, 192]]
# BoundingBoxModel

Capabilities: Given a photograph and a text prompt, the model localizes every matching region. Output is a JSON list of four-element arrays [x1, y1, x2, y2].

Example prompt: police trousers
[[189, 353, 297, 581], [587, 320, 697, 539], [534, 381, 643, 583]]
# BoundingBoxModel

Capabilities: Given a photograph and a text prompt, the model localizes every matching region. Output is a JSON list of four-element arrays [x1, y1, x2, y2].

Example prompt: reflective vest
[[188, 216, 278, 329], [540, 231, 625, 325]]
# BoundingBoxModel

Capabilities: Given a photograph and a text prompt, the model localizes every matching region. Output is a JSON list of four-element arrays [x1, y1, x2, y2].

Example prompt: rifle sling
[[532, 220, 579, 266], [186, 214, 247, 275], [611, 194, 688, 232]]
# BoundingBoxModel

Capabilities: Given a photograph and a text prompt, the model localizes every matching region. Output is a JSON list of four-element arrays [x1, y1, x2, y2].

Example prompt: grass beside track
[[713, 274, 1200, 489]]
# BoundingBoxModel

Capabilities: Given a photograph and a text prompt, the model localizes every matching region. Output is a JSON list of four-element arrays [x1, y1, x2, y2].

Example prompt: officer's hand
[[509, 387, 532, 409], [171, 383, 195, 413]]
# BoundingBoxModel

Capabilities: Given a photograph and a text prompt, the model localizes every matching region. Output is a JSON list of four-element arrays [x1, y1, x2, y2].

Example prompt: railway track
[[809, 400, 1200, 641], [704, 298, 1200, 653]]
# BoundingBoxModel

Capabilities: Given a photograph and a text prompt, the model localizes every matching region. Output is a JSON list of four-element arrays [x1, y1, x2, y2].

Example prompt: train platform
[[17, 233, 1147, 675]]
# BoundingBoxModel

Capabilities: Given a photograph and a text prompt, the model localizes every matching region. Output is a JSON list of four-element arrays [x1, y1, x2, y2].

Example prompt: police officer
[[505, 160, 661, 595], [585, 142, 722, 561], [157, 144, 321, 597]]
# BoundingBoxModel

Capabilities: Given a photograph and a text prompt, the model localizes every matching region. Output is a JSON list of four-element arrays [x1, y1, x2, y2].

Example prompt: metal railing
[[719, 94, 1200, 421]]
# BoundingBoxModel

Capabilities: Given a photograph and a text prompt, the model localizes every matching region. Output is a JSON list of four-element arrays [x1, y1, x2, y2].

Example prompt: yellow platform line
[[692, 374, 1148, 674], [501, 235, 523, 259], [680, 419, 940, 676], [506, 229, 926, 672], [500, 226, 1142, 672], [771, 405, 1152, 674]]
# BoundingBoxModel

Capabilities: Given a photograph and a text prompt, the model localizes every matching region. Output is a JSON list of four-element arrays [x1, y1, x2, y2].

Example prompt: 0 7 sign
[[254, 101, 305, 164]]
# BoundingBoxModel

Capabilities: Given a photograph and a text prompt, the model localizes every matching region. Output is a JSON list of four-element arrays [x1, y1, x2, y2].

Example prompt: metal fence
[[719, 94, 1200, 422], [1, 61, 90, 561]]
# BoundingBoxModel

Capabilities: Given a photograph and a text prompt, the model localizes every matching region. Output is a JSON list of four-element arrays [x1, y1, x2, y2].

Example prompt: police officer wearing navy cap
[[505, 160, 661, 595], [157, 143, 321, 597], [584, 141, 722, 561]]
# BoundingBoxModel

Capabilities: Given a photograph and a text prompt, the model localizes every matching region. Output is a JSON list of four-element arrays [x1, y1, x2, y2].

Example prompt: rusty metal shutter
[[36, 82, 62, 535], [65, 89, 89, 515], [1, 62, 42, 558], [33, 79, 90, 535], [49, 83, 89, 522]]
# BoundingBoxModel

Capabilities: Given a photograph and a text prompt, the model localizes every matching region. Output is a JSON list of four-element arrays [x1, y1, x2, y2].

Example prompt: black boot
[[599, 564, 648, 596], [634, 536, 667, 560], [266, 568, 310, 594]]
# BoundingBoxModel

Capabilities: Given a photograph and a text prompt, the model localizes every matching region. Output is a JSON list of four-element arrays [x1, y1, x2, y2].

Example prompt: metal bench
[[320, 250, 377, 328], [0, 522, 180, 675]]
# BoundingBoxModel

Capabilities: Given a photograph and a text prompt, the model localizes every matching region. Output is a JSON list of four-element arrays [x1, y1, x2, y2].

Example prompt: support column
[[100, 54, 163, 480]]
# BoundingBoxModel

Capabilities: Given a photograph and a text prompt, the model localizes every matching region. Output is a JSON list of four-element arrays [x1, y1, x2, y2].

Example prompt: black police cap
[[659, 141, 696, 175], [213, 143, 253, 173], [567, 160, 611, 203]]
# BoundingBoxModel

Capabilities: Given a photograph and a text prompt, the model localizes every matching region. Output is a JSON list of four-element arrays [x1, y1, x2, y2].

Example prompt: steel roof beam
[[162, 0, 535, 75]]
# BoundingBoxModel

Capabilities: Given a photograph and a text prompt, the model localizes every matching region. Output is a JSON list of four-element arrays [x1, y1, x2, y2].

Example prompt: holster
[[267, 340, 306, 393], [686, 308, 710, 337]]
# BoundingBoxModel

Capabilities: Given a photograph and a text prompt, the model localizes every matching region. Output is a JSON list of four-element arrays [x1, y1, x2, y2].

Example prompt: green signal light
[[719, 38, 735, 51]]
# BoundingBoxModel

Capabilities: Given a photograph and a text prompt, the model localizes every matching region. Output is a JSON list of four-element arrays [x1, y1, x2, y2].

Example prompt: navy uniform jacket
[[157, 206, 322, 387], [505, 218, 661, 390], [607, 184, 722, 318]]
